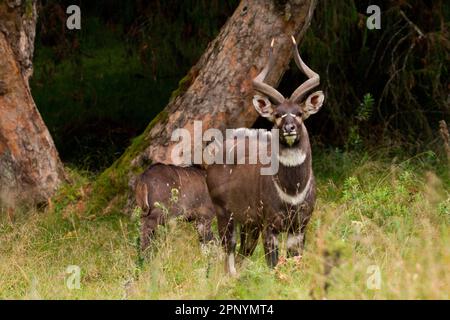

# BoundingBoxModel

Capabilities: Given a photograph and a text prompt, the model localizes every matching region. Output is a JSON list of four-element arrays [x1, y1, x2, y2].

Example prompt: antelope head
[[252, 37, 324, 147]]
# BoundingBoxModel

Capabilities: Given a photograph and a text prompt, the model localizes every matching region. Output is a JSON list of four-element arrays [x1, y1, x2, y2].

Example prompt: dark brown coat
[[206, 125, 316, 273], [205, 35, 324, 274]]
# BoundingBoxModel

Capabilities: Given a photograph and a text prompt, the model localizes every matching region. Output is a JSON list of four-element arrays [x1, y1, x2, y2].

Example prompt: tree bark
[[0, 0, 65, 207], [96, 0, 318, 211]]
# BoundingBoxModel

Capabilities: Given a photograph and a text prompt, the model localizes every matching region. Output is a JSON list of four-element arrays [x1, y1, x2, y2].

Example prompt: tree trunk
[[0, 0, 65, 207], [95, 0, 318, 212]]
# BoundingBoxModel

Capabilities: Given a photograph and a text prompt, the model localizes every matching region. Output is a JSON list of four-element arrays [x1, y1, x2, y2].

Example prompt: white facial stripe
[[277, 148, 307, 167], [280, 113, 299, 118], [273, 174, 312, 205]]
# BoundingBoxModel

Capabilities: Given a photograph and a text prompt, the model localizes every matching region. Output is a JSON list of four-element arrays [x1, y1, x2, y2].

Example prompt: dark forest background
[[31, 0, 449, 171]]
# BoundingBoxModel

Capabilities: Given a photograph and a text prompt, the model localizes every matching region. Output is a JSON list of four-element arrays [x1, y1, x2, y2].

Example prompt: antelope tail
[[135, 180, 150, 211]]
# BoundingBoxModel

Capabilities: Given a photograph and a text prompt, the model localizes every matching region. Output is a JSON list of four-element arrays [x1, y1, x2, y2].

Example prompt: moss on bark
[[86, 110, 169, 215]]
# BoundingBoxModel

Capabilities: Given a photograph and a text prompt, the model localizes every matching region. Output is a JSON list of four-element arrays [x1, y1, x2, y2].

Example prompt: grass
[[0, 149, 448, 299]]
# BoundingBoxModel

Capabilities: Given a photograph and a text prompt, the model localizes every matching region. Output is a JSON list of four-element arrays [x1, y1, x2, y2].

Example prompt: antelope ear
[[301, 91, 324, 119], [253, 95, 274, 120]]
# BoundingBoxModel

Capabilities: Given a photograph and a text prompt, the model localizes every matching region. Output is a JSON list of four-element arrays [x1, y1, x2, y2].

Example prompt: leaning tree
[[92, 0, 319, 213], [0, 1, 65, 208]]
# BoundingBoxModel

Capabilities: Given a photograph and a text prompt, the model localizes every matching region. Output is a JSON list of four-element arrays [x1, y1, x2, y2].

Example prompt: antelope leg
[[263, 228, 279, 268], [286, 231, 305, 258], [196, 217, 214, 245], [140, 208, 163, 251], [217, 207, 237, 275], [239, 224, 260, 257]]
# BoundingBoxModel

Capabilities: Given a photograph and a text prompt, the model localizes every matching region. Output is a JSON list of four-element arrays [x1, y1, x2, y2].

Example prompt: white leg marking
[[227, 253, 237, 276], [287, 233, 304, 251]]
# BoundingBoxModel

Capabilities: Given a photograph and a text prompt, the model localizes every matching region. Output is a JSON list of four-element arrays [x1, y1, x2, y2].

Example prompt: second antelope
[[206, 37, 324, 274], [136, 164, 215, 251]]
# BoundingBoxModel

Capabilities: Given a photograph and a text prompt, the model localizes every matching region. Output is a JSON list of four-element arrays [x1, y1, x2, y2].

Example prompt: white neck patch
[[273, 174, 312, 206], [277, 148, 307, 167]]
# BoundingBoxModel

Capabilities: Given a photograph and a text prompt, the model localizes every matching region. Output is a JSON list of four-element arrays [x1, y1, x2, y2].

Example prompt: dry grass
[[0, 151, 448, 299]]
